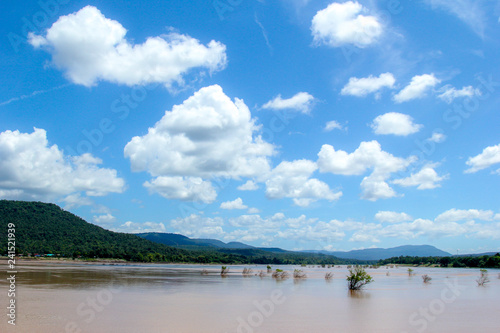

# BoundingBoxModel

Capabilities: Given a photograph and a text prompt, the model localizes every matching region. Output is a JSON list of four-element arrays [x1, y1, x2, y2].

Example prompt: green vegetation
[[346, 266, 373, 290], [379, 254, 500, 269], [293, 269, 306, 279], [476, 269, 489, 286], [221, 266, 229, 276], [0, 200, 362, 265]]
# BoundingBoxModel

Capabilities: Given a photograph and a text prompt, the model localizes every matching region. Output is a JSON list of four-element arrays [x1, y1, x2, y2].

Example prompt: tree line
[[378, 254, 500, 268]]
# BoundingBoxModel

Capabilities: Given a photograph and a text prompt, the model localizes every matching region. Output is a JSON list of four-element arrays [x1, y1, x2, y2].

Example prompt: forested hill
[[0, 200, 358, 265], [0, 200, 195, 261]]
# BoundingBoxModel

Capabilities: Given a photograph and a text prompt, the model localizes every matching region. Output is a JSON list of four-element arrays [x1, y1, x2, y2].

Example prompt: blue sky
[[1, 0, 499, 254]]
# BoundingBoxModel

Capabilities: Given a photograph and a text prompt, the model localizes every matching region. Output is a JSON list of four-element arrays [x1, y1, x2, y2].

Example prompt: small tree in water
[[346, 266, 373, 290]]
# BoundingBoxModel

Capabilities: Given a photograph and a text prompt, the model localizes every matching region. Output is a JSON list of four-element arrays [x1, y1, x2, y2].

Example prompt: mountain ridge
[[136, 232, 451, 260]]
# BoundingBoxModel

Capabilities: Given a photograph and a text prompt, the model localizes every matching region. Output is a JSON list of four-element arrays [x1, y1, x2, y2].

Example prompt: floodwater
[[1, 261, 499, 333]]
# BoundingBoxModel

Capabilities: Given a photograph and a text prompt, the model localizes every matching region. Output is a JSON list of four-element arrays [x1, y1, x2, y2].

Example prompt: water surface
[[1, 261, 499, 333]]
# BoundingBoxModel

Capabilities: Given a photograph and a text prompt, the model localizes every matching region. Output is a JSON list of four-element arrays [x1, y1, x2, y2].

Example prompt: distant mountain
[[0, 200, 360, 265], [137, 232, 255, 250], [306, 245, 451, 261]]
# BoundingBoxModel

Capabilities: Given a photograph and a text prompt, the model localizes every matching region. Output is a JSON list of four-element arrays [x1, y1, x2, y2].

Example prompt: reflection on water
[[1, 261, 499, 333]]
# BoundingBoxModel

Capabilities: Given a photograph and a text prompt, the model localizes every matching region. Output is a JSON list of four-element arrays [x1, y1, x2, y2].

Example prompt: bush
[[293, 269, 306, 279], [477, 269, 490, 286], [221, 266, 229, 276], [422, 274, 432, 283], [325, 272, 334, 280], [346, 266, 373, 290], [272, 269, 290, 280]]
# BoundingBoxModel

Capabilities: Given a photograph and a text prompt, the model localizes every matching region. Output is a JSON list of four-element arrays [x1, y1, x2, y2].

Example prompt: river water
[[1, 261, 499, 332]]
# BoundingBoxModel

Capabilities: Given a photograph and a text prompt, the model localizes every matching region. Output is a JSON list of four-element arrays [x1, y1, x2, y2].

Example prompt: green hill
[[0, 200, 239, 263], [0, 200, 359, 265]]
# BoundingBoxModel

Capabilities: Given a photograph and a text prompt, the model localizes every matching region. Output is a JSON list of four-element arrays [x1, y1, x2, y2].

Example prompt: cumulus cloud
[[124, 85, 274, 202], [237, 180, 259, 191], [437, 85, 478, 103], [371, 112, 422, 136], [0, 128, 125, 201], [220, 198, 248, 210], [435, 208, 495, 223], [375, 211, 412, 223], [92, 213, 116, 225], [465, 143, 500, 173], [265, 159, 342, 207], [28, 6, 227, 87], [62, 193, 93, 210], [262, 92, 315, 114], [392, 164, 448, 190], [341, 73, 395, 97], [170, 214, 225, 238], [144, 176, 217, 203], [428, 131, 446, 143], [324, 120, 345, 131], [311, 1, 382, 48], [317, 140, 414, 200], [114, 221, 166, 233], [393, 74, 441, 103]]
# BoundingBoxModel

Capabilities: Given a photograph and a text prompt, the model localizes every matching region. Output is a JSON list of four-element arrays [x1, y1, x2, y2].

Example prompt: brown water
[[1, 261, 499, 333]]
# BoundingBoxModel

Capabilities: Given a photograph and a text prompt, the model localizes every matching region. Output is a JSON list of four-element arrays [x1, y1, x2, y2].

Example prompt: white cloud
[[317, 140, 411, 176], [247, 207, 261, 214], [375, 211, 412, 223], [437, 85, 478, 103], [92, 213, 116, 225], [262, 92, 315, 114], [360, 175, 399, 201], [318, 140, 414, 201], [277, 219, 346, 244], [29, 6, 227, 87], [371, 112, 422, 136], [170, 214, 224, 238], [265, 159, 342, 207], [220, 197, 248, 210], [392, 164, 448, 190], [465, 143, 500, 173], [114, 221, 166, 233], [393, 74, 441, 103], [62, 193, 93, 210], [0, 128, 125, 201], [324, 120, 344, 131], [311, 1, 383, 48], [423, 0, 487, 37], [124, 85, 275, 201], [428, 131, 446, 143], [144, 176, 217, 203], [237, 180, 259, 191], [341, 73, 395, 97], [435, 208, 495, 223]]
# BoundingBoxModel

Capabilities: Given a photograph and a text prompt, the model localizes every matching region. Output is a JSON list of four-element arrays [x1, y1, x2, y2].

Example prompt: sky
[[1, 0, 499, 254]]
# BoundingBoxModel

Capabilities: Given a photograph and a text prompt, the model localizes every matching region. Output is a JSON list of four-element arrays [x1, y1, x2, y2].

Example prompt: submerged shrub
[[346, 266, 373, 290], [477, 269, 490, 286], [221, 266, 229, 276], [325, 272, 334, 280], [422, 274, 432, 283], [293, 269, 307, 279], [272, 269, 290, 280], [242, 268, 253, 276]]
